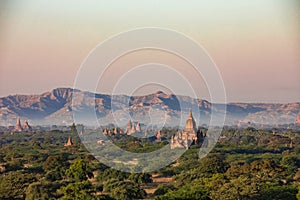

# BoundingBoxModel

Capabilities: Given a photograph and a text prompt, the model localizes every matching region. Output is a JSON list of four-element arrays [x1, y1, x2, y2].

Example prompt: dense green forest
[[0, 127, 300, 200]]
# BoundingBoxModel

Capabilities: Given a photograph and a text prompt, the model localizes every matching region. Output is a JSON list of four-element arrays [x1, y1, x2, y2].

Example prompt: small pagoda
[[64, 136, 73, 147], [13, 117, 23, 132], [295, 112, 300, 125]]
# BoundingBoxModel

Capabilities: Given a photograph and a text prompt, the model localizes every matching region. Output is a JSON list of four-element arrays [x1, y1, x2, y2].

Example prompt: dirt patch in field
[[143, 174, 173, 196]]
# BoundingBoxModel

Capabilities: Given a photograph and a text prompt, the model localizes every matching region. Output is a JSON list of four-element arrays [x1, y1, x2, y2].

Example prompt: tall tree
[[66, 160, 93, 182]]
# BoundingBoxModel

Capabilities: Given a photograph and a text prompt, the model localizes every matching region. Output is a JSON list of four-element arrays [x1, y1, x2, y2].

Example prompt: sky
[[0, 0, 299, 103]]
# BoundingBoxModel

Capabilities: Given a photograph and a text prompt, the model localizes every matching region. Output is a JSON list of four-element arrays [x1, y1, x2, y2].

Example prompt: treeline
[[0, 128, 299, 199]]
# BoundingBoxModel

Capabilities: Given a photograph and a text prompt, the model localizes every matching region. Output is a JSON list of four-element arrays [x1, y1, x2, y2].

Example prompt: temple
[[125, 119, 142, 135], [64, 136, 73, 146], [125, 119, 133, 134], [295, 112, 300, 125], [156, 130, 162, 142], [13, 117, 23, 132], [170, 110, 202, 149], [136, 122, 141, 133], [23, 120, 32, 131]]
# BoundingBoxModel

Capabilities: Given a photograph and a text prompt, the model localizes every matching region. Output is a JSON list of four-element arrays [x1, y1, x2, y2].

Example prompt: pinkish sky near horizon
[[0, 0, 299, 103]]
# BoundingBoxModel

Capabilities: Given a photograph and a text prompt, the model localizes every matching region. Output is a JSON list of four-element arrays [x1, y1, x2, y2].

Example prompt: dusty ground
[[143, 174, 173, 198]]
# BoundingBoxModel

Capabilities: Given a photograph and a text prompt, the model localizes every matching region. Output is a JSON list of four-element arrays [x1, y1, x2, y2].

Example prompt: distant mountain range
[[0, 88, 299, 126]]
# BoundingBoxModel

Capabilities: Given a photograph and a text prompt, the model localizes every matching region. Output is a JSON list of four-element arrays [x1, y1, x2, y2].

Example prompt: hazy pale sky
[[0, 0, 299, 103]]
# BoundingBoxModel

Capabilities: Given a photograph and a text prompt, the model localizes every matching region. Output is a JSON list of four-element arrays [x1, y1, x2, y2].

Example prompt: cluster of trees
[[0, 127, 299, 199], [155, 154, 299, 199], [0, 155, 151, 200], [0, 131, 151, 199], [152, 128, 300, 200]]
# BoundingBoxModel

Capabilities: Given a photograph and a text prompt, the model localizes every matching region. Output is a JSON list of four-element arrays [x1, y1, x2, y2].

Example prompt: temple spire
[[188, 109, 193, 119], [136, 122, 141, 132], [13, 117, 23, 132], [64, 136, 73, 146], [17, 117, 21, 126], [23, 120, 32, 131]]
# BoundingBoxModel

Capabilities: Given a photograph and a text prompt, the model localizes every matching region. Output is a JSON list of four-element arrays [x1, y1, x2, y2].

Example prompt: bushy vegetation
[[0, 127, 299, 199]]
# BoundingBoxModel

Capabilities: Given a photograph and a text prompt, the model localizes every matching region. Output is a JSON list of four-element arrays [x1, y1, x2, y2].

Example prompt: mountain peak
[[46, 88, 80, 100], [156, 91, 166, 94], [154, 90, 170, 97], [50, 87, 78, 94]]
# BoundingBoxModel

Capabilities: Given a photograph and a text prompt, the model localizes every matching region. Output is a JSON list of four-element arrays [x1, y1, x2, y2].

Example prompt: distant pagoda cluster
[[125, 120, 141, 134], [98, 109, 205, 150], [102, 127, 124, 136], [101, 119, 143, 136], [13, 117, 32, 132]]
